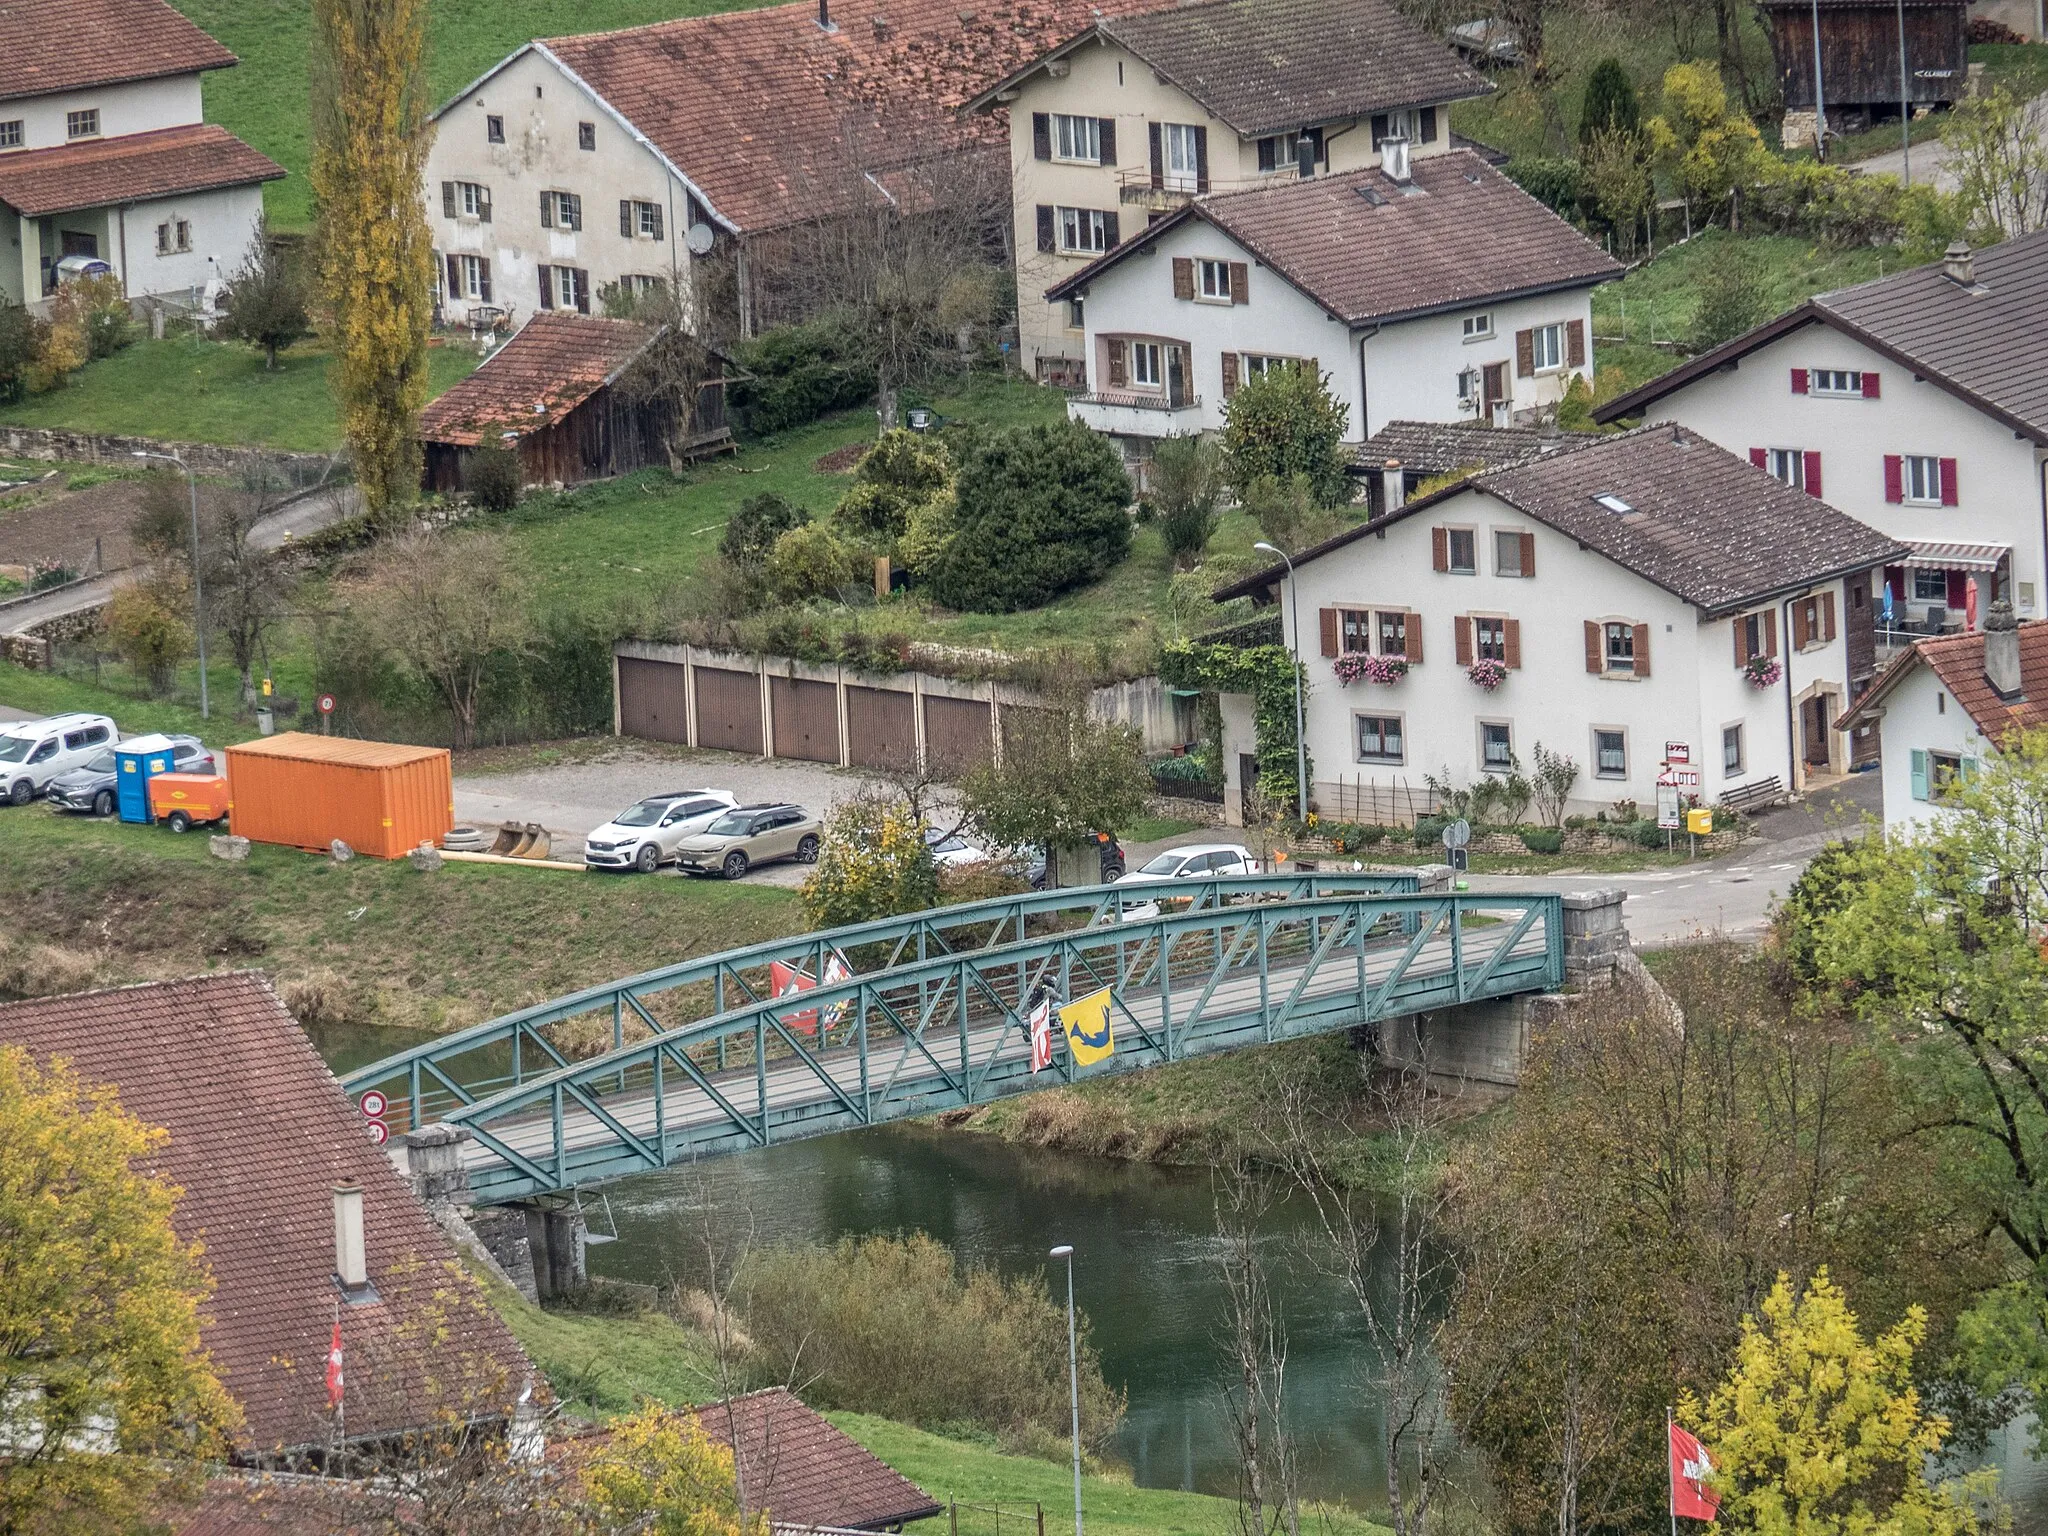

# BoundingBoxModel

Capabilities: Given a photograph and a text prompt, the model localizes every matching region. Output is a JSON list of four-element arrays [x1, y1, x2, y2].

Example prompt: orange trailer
[[148, 771, 232, 833], [224, 733, 454, 859]]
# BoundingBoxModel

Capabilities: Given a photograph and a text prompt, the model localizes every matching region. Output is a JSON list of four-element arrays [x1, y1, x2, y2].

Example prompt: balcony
[[1068, 390, 1204, 438], [1114, 164, 1307, 210]]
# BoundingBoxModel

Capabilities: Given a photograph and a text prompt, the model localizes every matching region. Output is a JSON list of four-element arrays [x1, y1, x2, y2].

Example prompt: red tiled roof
[[1843, 620, 2048, 740], [0, 974, 537, 1456], [0, 123, 284, 218], [697, 1389, 942, 1530], [419, 313, 656, 446], [1049, 151, 1621, 321], [0, 0, 236, 101], [167, 1475, 404, 1535], [533, 0, 1154, 234]]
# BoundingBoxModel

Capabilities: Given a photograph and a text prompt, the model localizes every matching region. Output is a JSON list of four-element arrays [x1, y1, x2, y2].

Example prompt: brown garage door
[[846, 686, 916, 770], [923, 694, 994, 775], [618, 657, 689, 744], [770, 676, 841, 764], [694, 666, 764, 756]]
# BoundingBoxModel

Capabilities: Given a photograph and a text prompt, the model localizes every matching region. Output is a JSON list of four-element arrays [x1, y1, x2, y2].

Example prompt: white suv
[[0, 713, 118, 805], [583, 789, 739, 873]]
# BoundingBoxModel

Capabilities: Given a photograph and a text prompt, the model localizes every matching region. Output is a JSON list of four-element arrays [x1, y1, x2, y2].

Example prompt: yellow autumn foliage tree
[[1684, 1269, 1991, 1536], [0, 1046, 240, 1535], [310, 0, 434, 520], [579, 1405, 770, 1536], [799, 788, 940, 930], [1646, 62, 1768, 216]]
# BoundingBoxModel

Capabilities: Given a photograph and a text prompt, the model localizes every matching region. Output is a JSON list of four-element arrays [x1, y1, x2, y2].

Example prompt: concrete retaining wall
[[0, 426, 336, 481]]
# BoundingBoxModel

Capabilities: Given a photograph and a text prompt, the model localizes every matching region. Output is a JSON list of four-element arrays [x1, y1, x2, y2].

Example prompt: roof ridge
[[0, 967, 275, 1011]]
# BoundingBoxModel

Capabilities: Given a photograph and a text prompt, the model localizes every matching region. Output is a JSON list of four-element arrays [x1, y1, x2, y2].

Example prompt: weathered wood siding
[[1768, 0, 1968, 109]]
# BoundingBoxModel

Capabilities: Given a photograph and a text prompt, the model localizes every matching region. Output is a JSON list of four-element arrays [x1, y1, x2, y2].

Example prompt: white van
[[0, 714, 119, 804]]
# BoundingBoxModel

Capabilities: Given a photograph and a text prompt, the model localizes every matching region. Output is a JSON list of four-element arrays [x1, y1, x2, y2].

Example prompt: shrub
[[765, 522, 864, 605], [62, 272, 135, 361], [1520, 827, 1564, 854], [1579, 58, 1640, 144], [27, 304, 87, 394], [104, 580, 192, 694], [1240, 471, 1343, 554], [728, 314, 875, 435], [465, 441, 521, 512], [831, 429, 952, 542], [1505, 156, 1583, 218], [1688, 236, 1767, 352], [1414, 814, 1450, 850], [799, 791, 939, 929], [895, 488, 959, 575], [1149, 433, 1222, 569], [929, 420, 1131, 613], [719, 491, 811, 568], [222, 224, 311, 369], [1221, 364, 1351, 508], [0, 302, 43, 404], [1556, 373, 1597, 431]]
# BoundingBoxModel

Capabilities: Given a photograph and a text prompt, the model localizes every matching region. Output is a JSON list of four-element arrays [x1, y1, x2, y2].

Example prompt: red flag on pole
[[1028, 995, 1053, 1074], [326, 1318, 345, 1409], [1669, 1421, 1720, 1521]]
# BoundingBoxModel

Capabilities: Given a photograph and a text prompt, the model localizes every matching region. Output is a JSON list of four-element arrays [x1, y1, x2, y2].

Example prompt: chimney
[[817, 0, 834, 28], [1943, 238, 1975, 287], [1382, 136, 1411, 184], [871, 13, 889, 37], [1383, 459, 1405, 510], [333, 1182, 369, 1294], [1984, 597, 2022, 700]]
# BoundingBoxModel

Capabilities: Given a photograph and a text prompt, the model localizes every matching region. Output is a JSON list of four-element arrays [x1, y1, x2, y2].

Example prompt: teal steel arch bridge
[[343, 872, 1564, 1204]]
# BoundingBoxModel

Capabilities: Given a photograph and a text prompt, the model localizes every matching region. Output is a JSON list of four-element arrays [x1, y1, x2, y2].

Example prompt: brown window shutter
[[1404, 615, 1423, 663], [1149, 122, 1163, 189], [1229, 261, 1248, 305], [478, 187, 491, 223], [441, 181, 456, 218], [1102, 211, 1119, 247], [477, 257, 491, 305], [1504, 618, 1522, 669], [1172, 256, 1194, 300], [1518, 531, 1535, 576], [1454, 616, 1473, 666], [1584, 621, 1602, 674], [1632, 623, 1651, 678], [1106, 339, 1127, 387], [540, 191, 554, 229], [1098, 118, 1117, 164], [648, 204, 662, 241], [1823, 591, 1837, 642], [1792, 601, 1810, 650], [1735, 616, 1751, 667], [1319, 608, 1339, 657], [1220, 352, 1239, 399], [1036, 205, 1055, 253], [537, 264, 553, 309], [1765, 609, 1779, 657], [1194, 126, 1209, 191], [1432, 527, 1448, 572], [1567, 318, 1585, 368], [1420, 105, 1438, 143], [445, 253, 461, 298], [1033, 112, 1051, 160], [621, 200, 634, 237], [1515, 328, 1535, 378]]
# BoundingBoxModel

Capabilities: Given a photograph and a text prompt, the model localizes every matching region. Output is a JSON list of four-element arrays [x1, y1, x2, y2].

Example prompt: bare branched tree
[[1213, 1158, 1301, 1536], [609, 277, 731, 474]]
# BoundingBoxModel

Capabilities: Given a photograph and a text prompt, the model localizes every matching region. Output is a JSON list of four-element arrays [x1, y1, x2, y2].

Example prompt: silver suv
[[0, 713, 118, 804], [674, 803, 822, 880], [583, 790, 738, 873]]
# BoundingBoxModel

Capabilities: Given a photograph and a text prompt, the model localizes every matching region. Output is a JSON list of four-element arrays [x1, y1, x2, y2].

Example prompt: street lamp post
[[1050, 1244, 1083, 1536], [1253, 542, 1309, 822], [132, 450, 207, 718]]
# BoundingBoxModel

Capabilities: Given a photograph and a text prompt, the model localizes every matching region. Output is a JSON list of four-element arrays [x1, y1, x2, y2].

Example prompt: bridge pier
[[522, 1206, 590, 1300]]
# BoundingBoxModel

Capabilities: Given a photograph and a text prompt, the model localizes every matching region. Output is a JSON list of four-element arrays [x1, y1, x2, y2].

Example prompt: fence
[[1313, 776, 1443, 828]]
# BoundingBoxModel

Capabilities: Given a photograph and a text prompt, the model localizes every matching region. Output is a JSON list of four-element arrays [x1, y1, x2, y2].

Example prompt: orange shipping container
[[224, 733, 454, 859]]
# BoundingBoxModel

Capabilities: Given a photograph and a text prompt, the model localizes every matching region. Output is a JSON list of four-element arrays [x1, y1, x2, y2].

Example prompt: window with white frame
[[1481, 721, 1514, 771], [1530, 323, 1563, 372], [1462, 312, 1494, 340], [1242, 355, 1299, 381], [541, 190, 582, 229], [458, 181, 488, 218], [1057, 207, 1109, 255], [1257, 130, 1318, 173], [1903, 454, 1942, 505], [1066, 297, 1085, 330], [0, 121, 20, 150], [1722, 724, 1744, 775], [1603, 621, 1636, 673], [1767, 448, 1807, 489], [1356, 714, 1404, 763], [1594, 729, 1627, 778], [452, 254, 487, 299], [1131, 342, 1162, 388], [619, 273, 665, 298], [1811, 368, 1863, 395], [66, 109, 98, 139], [1913, 567, 1949, 601], [1197, 259, 1231, 301], [1163, 123, 1201, 191], [1052, 114, 1102, 163]]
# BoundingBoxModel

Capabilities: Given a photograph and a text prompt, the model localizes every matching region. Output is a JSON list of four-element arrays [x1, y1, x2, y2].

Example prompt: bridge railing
[[341, 870, 1421, 1133], [439, 889, 1562, 1202]]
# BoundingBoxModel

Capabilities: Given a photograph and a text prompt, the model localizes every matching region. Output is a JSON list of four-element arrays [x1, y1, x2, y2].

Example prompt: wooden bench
[[1718, 775, 1786, 816]]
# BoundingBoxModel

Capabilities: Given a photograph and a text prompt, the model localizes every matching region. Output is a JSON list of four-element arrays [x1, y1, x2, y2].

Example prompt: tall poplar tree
[[310, 0, 434, 520]]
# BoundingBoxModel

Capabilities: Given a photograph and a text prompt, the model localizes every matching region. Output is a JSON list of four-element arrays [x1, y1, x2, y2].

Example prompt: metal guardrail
[[432, 888, 1561, 1203]]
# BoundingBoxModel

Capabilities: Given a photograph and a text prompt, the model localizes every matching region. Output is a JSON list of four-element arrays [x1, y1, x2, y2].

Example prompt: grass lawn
[[0, 336, 480, 452], [0, 803, 801, 1033]]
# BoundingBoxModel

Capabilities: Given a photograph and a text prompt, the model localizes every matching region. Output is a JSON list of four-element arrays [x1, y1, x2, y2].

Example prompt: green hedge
[[728, 315, 876, 436]]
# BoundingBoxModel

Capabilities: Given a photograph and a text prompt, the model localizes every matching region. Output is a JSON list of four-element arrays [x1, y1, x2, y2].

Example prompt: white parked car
[[0, 713, 118, 805], [924, 828, 993, 870], [583, 789, 738, 873], [1114, 843, 1261, 888]]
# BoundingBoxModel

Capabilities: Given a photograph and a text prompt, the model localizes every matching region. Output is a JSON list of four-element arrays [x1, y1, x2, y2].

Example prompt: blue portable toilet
[[115, 734, 180, 823]]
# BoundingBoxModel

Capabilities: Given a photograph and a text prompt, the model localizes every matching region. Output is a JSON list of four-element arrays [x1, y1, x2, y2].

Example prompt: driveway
[[1851, 92, 2048, 192]]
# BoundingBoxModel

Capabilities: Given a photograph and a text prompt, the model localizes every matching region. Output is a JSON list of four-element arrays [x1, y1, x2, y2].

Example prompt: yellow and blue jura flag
[[1060, 986, 1116, 1067]]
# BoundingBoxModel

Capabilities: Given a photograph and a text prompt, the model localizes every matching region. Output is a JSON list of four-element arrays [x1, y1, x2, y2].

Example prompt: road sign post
[[1442, 817, 1471, 875], [318, 693, 336, 736]]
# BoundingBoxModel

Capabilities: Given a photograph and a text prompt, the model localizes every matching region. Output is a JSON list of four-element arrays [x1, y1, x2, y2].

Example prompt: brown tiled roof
[[0, 0, 236, 101], [532, 0, 1153, 235], [1048, 151, 1621, 320], [0, 124, 284, 218], [698, 1389, 942, 1530], [1840, 620, 2048, 739], [0, 974, 536, 1456], [1216, 424, 1906, 612], [168, 1475, 403, 1535], [1596, 229, 2048, 444], [419, 314, 655, 446], [1354, 419, 1591, 474]]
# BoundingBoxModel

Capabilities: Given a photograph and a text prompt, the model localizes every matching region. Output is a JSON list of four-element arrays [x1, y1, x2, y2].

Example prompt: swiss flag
[[1028, 995, 1054, 1074], [1669, 1422, 1720, 1521], [769, 961, 820, 1038], [326, 1320, 345, 1409]]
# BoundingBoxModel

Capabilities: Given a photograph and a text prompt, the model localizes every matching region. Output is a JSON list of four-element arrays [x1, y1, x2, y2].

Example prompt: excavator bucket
[[489, 820, 523, 855], [515, 824, 552, 860], [505, 824, 536, 858]]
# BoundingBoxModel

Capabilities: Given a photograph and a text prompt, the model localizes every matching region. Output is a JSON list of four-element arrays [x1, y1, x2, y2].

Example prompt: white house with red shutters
[[1597, 233, 2048, 701]]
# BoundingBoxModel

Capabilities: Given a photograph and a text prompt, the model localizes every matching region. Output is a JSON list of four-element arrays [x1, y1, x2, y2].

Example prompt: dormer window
[[66, 109, 99, 140]]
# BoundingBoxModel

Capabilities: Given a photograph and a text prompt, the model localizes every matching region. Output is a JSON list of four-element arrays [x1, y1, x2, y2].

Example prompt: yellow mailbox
[[1686, 807, 1714, 836]]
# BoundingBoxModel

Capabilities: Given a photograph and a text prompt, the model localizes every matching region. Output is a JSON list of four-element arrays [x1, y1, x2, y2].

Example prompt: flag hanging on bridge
[[821, 950, 853, 1030], [1028, 994, 1054, 1073], [1668, 1415, 1719, 1522], [1060, 986, 1116, 1067], [769, 960, 820, 1038]]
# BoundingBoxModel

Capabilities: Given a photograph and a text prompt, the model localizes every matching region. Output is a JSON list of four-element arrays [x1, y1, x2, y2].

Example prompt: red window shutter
[[1804, 451, 1823, 498], [1822, 591, 1837, 642], [1404, 615, 1423, 663], [1861, 372, 1880, 399], [1566, 318, 1586, 368], [1584, 621, 1602, 674], [1032, 113, 1051, 161], [1454, 615, 1473, 665], [1172, 257, 1194, 300], [1319, 608, 1339, 657], [1519, 532, 1535, 576], [1515, 329, 1535, 379], [1632, 623, 1651, 678], [1220, 352, 1239, 399], [1883, 455, 1903, 503], [1432, 527, 1449, 572], [1790, 368, 1809, 394], [1940, 457, 1959, 505], [1749, 448, 1767, 469], [1503, 618, 1522, 669], [445, 253, 461, 299], [1948, 570, 1968, 609], [1228, 261, 1249, 305]]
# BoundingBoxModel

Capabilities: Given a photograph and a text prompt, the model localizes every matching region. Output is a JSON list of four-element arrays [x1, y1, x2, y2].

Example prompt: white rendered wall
[[0, 75, 205, 150], [1870, 664, 1993, 830], [1360, 289, 1596, 439], [123, 184, 264, 300]]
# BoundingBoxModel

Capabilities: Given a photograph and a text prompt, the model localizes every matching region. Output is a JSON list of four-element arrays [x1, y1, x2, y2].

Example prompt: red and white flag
[[325, 1319, 345, 1409], [1028, 995, 1054, 1073], [769, 960, 820, 1038], [1669, 1421, 1720, 1521]]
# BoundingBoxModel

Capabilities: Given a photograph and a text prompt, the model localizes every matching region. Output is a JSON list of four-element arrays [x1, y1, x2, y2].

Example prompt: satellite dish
[[684, 222, 715, 256]]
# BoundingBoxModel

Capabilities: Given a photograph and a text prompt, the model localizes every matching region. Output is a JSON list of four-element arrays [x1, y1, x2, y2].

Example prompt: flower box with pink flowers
[[1333, 652, 1409, 686]]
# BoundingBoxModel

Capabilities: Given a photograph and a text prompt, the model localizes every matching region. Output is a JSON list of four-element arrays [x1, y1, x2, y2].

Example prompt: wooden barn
[[1765, 0, 1968, 144], [419, 313, 732, 494]]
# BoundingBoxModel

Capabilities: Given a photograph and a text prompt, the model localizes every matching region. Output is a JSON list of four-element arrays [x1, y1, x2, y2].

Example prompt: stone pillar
[[523, 1205, 589, 1300], [470, 1207, 540, 1304], [1561, 888, 1629, 982], [404, 1124, 473, 1208]]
